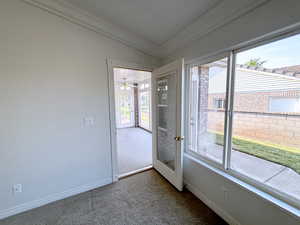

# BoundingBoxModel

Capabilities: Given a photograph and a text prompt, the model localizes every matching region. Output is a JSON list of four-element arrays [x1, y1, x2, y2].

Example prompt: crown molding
[[21, 0, 269, 60], [161, 0, 270, 57], [21, 0, 163, 58]]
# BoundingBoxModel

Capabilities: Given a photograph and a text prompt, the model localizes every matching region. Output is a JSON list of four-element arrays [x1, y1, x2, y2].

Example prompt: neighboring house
[[189, 61, 300, 149], [208, 63, 300, 114]]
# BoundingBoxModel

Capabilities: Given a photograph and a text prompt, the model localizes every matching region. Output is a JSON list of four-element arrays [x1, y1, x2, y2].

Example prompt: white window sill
[[184, 152, 300, 219]]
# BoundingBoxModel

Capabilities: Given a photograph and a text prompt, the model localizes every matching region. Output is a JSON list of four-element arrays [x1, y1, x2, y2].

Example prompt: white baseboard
[[184, 180, 242, 225], [0, 177, 112, 220]]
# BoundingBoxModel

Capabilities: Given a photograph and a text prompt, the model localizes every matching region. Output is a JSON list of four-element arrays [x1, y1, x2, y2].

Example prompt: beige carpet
[[0, 170, 227, 225]]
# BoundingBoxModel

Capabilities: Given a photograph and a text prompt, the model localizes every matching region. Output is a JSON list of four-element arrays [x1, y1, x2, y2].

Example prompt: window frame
[[213, 98, 225, 109], [185, 54, 231, 169], [138, 78, 152, 131], [184, 31, 300, 212]]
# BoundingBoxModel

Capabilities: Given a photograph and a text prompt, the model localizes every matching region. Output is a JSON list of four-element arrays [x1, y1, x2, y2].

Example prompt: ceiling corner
[[21, 0, 164, 58]]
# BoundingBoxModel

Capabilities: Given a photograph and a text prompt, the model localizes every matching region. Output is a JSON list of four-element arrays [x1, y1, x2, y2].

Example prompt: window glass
[[138, 78, 152, 131], [188, 58, 228, 163], [139, 90, 151, 130], [157, 75, 176, 170], [231, 34, 300, 202], [269, 97, 300, 113], [213, 98, 225, 109]]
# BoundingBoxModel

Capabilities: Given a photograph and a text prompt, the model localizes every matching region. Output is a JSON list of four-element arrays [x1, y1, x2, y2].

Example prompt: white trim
[[109, 59, 154, 72], [186, 51, 230, 69], [21, 0, 161, 58], [224, 51, 235, 170], [185, 149, 223, 171], [227, 168, 300, 210], [119, 165, 153, 179], [107, 58, 154, 183], [107, 59, 119, 183], [184, 153, 300, 219], [0, 177, 112, 220], [138, 80, 152, 131], [184, 180, 242, 225], [20, 0, 271, 58], [162, 0, 270, 57]]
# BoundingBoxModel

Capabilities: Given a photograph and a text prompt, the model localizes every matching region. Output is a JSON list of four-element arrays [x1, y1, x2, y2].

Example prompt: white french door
[[152, 59, 184, 191], [115, 84, 135, 128]]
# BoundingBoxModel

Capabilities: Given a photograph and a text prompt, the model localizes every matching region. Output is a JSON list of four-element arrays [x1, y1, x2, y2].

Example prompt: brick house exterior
[[209, 90, 300, 113], [207, 64, 300, 113], [190, 62, 300, 149]]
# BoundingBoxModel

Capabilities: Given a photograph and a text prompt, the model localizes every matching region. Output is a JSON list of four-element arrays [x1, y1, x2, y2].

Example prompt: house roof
[[208, 65, 300, 94], [276, 65, 300, 77]]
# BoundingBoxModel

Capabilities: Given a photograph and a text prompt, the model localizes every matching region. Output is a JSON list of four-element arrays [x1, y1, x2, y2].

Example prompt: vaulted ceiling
[[64, 0, 222, 45], [27, 0, 269, 58]]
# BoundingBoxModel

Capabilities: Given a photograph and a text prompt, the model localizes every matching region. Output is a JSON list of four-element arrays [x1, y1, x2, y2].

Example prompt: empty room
[[0, 0, 300, 225], [113, 67, 152, 177]]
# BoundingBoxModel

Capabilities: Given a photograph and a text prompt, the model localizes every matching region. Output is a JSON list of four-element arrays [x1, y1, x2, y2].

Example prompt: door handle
[[174, 136, 184, 141]]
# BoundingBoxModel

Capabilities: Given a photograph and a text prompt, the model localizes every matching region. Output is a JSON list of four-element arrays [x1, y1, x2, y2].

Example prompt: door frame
[[107, 58, 154, 182], [138, 79, 152, 131]]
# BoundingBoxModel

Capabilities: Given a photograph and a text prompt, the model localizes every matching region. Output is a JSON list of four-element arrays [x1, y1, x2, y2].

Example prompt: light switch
[[13, 184, 22, 194], [84, 117, 95, 127]]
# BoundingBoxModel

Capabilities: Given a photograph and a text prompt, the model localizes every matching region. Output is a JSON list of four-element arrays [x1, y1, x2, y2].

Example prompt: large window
[[188, 58, 228, 164], [187, 33, 300, 209]]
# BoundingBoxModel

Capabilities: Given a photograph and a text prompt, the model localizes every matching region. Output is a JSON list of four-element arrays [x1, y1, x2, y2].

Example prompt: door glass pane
[[156, 74, 176, 170], [231, 34, 300, 202], [188, 58, 228, 164]]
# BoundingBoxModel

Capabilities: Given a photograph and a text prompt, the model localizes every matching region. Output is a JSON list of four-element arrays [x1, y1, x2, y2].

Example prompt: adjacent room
[[1, 1, 300, 225], [113, 68, 152, 176]]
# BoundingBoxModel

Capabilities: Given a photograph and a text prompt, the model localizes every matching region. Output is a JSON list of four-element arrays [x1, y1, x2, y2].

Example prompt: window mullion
[[223, 51, 236, 170]]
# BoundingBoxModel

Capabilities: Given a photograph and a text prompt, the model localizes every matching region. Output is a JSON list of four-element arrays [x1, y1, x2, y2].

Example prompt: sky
[[236, 33, 300, 69]]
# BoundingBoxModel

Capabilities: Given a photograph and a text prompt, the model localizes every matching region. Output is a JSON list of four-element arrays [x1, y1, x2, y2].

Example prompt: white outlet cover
[[13, 184, 22, 193]]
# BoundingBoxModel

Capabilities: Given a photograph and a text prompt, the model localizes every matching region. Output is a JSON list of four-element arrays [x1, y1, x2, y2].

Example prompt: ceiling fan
[[119, 77, 136, 90]]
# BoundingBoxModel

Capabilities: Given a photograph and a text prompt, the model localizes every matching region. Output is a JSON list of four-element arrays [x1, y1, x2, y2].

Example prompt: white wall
[[165, 0, 300, 62], [165, 0, 300, 224], [184, 157, 300, 225], [1, 0, 300, 223], [0, 0, 158, 218]]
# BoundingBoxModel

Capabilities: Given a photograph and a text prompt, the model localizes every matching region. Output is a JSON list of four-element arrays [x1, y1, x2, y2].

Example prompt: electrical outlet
[[13, 184, 22, 194], [221, 186, 229, 201], [223, 189, 229, 201]]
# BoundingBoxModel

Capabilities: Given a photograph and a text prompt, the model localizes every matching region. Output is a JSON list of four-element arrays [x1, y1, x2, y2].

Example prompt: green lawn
[[214, 133, 300, 174]]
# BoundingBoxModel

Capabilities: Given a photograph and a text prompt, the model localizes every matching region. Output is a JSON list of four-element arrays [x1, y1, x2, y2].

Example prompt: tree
[[244, 58, 267, 67]]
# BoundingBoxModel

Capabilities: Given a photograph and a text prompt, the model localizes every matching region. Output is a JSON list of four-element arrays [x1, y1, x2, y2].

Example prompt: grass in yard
[[213, 133, 300, 174]]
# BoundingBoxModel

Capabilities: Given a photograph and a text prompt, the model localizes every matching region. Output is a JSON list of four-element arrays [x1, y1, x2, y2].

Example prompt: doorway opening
[[113, 67, 152, 177]]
